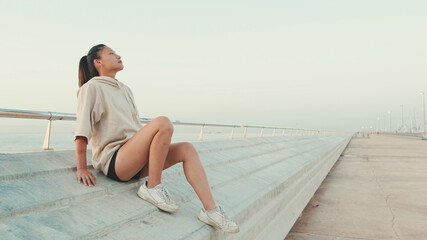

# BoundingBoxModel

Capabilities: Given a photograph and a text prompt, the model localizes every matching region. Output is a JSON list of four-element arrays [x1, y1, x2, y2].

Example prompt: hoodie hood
[[90, 76, 120, 87], [84, 75, 138, 118]]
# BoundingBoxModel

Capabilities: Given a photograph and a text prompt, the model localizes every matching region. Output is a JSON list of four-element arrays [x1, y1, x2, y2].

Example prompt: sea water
[[0, 121, 265, 153]]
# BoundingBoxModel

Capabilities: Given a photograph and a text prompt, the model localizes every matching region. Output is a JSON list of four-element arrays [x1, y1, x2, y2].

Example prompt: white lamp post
[[420, 92, 426, 140], [420, 92, 425, 133], [401, 105, 404, 132], [376, 117, 379, 132], [383, 114, 386, 132]]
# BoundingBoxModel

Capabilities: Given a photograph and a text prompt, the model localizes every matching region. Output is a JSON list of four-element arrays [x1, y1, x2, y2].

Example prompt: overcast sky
[[0, 0, 426, 132]]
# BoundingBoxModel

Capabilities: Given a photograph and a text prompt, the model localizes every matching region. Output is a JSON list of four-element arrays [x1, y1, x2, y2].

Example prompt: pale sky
[[0, 0, 426, 132]]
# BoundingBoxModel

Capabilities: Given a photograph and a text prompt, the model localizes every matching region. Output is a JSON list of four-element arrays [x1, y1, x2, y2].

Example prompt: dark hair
[[78, 44, 106, 87]]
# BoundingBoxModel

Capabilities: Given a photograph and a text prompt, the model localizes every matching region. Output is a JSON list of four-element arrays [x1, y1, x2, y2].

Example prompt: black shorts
[[106, 146, 143, 182]]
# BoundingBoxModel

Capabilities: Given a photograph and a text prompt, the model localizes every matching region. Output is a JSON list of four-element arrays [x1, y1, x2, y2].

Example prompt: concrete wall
[[0, 134, 352, 239]]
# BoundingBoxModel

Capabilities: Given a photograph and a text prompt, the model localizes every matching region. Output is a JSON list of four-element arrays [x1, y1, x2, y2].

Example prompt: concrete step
[[0, 135, 352, 239]]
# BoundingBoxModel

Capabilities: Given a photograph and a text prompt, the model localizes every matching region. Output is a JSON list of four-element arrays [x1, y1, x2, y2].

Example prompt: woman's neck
[[99, 70, 117, 79]]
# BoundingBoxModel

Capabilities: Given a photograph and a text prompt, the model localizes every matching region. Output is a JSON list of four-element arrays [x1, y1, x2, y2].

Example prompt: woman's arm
[[75, 136, 96, 186]]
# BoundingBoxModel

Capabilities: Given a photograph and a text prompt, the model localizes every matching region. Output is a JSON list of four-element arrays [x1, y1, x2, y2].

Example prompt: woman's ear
[[94, 59, 102, 68], [93, 59, 102, 73]]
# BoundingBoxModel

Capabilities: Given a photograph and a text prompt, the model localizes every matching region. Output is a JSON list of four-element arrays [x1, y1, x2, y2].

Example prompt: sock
[[207, 207, 218, 213], [145, 181, 156, 189]]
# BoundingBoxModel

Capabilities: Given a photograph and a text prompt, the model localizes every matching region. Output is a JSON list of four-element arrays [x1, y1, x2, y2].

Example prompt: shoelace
[[218, 206, 230, 226], [157, 185, 172, 203]]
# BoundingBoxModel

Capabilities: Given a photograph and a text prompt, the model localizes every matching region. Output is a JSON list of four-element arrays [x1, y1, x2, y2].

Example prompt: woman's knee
[[179, 142, 198, 161], [153, 116, 174, 134]]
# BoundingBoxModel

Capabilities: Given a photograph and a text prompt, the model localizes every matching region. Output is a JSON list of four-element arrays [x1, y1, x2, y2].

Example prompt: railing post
[[243, 127, 248, 139], [260, 128, 264, 137], [272, 129, 276, 136], [43, 119, 52, 150], [230, 127, 235, 140], [198, 125, 204, 141], [282, 129, 285, 136]]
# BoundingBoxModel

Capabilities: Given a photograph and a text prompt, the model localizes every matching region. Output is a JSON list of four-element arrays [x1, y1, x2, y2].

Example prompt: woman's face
[[96, 46, 124, 73]]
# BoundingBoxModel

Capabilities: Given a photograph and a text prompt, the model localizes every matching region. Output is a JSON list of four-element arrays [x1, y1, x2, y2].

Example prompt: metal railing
[[0, 108, 335, 150], [379, 131, 427, 140]]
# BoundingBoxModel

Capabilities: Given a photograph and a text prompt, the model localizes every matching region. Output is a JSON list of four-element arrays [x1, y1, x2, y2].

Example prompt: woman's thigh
[[115, 116, 172, 181]]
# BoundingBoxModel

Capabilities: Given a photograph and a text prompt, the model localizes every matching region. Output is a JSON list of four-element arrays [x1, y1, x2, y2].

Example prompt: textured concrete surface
[[286, 134, 427, 240], [0, 134, 351, 240]]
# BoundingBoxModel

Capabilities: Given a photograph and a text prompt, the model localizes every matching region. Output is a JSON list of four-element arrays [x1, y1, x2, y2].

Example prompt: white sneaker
[[198, 206, 240, 233], [137, 181, 179, 213]]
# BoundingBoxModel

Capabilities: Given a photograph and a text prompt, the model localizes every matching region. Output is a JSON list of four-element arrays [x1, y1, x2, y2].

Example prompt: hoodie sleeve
[[74, 83, 103, 141]]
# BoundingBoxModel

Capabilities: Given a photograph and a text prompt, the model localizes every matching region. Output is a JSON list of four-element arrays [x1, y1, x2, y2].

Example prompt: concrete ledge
[[0, 135, 352, 239]]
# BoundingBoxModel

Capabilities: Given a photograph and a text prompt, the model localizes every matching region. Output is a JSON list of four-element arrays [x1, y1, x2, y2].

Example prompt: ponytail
[[77, 44, 106, 87], [78, 56, 90, 87]]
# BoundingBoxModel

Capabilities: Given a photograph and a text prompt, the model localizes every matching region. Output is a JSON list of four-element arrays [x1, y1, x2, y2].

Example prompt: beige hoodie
[[75, 76, 142, 175]]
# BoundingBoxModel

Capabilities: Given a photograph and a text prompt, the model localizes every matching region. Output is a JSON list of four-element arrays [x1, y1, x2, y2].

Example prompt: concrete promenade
[[285, 134, 427, 240]]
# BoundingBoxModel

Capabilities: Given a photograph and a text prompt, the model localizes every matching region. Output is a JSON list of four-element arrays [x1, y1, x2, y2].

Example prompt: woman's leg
[[114, 116, 173, 187], [114, 116, 216, 210], [139, 142, 217, 211]]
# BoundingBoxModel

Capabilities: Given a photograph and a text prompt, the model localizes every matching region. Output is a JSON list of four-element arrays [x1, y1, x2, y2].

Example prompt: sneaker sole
[[198, 213, 239, 233], [137, 190, 178, 213]]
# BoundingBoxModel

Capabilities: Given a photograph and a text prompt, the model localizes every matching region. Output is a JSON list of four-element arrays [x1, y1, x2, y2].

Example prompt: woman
[[75, 44, 239, 233]]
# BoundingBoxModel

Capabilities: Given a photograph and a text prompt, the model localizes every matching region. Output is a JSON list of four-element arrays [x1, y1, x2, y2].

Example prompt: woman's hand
[[76, 168, 96, 186], [75, 136, 95, 186]]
